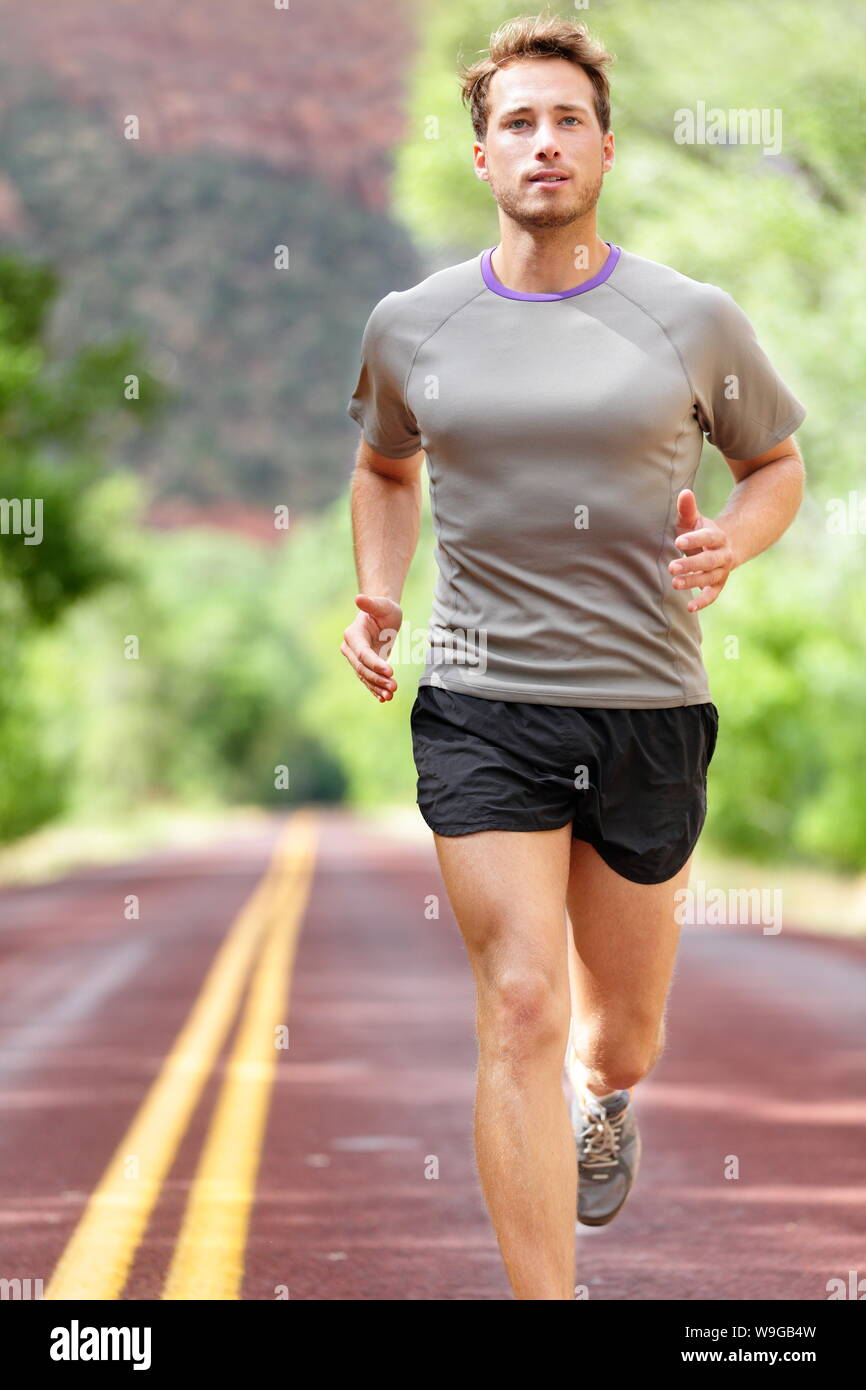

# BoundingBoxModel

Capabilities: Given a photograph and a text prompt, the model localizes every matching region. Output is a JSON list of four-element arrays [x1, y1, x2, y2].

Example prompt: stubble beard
[[487, 162, 605, 230]]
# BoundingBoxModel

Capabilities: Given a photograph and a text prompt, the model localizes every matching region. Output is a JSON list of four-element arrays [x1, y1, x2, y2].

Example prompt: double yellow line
[[45, 809, 319, 1300]]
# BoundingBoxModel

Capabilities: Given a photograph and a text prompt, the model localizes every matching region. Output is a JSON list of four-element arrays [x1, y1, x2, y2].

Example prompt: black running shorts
[[409, 685, 719, 886]]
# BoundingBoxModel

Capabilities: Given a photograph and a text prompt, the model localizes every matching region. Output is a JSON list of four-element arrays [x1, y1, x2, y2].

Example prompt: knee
[[574, 1012, 666, 1091], [603, 1056, 655, 1092], [477, 967, 568, 1066], [590, 1049, 654, 1092]]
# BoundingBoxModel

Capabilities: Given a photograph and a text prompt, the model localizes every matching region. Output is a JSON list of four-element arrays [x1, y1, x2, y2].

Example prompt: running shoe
[[571, 1084, 642, 1227]]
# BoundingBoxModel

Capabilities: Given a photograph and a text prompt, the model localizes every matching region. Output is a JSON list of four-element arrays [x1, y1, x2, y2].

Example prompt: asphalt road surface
[[0, 807, 863, 1301]]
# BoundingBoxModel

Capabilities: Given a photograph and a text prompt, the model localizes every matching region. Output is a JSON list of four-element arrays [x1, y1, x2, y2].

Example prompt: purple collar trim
[[480, 241, 621, 300]]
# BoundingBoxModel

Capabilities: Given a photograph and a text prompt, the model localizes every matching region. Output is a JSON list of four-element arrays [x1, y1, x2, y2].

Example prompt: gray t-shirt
[[346, 242, 806, 707]]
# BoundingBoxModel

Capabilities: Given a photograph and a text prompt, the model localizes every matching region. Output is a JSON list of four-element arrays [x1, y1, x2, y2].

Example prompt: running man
[[342, 14, 806, 1300]]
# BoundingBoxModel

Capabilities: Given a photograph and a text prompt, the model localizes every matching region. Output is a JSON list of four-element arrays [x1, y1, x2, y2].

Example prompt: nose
[[533, 123, 562, 159]]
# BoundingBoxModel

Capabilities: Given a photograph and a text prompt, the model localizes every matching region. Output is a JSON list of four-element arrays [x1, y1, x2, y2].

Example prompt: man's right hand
[[340, 594, 402, 702]]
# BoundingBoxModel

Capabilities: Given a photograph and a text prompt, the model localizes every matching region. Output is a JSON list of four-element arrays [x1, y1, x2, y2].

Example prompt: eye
[[562, 116, 582, 125], [507, 119, 528, 129]]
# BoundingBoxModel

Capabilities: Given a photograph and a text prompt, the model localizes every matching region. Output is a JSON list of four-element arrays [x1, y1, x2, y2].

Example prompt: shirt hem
[[346, 408, 423, 460], [758, 405, 807, 450], [710, 405, 807, 459], [419, 674, 713, 708]]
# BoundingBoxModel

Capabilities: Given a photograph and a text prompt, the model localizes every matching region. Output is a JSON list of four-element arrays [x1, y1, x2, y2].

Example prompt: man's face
[[474, 57, 615, 230]]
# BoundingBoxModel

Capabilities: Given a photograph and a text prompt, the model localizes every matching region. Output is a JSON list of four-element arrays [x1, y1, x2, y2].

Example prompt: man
[[342, 14, 806, 1300]]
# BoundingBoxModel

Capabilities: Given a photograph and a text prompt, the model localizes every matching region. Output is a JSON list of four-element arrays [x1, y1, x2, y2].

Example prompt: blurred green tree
[[0, 253, 165, 838]]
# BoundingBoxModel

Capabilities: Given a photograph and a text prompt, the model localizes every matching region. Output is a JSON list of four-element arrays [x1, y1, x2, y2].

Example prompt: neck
[[490, 227, 610, 295]]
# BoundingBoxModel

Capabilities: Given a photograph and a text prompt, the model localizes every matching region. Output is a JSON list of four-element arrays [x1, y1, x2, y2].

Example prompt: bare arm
[[668, 433, 806, 611], [713, 435, 805, 570], [350, 439, 424, 597], [341, 439, 425, 701]]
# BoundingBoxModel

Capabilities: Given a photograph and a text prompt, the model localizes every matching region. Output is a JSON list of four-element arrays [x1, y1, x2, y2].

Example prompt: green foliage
[[702, 543, 866, 870], [0, 254, 158, 839], [44, 511, 347, 818]]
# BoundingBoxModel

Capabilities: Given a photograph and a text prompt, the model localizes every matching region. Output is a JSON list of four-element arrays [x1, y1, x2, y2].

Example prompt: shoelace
[[577, 1097, 628, 1174]]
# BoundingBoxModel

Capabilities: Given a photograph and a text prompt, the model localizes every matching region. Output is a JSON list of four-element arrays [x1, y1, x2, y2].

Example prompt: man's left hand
[[668, 489, 735, 613]]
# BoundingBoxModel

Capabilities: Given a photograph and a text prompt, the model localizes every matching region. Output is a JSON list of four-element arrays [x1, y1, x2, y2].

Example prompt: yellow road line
[[161, 807, 319, 1298], [45, 810, 319, 1300]]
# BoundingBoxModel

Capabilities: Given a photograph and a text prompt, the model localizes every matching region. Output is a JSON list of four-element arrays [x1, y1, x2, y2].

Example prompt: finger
[[355, 592, 384, 613], [670, 549, 714, 575], [356, 664, 391, 702], [687, 584, 722, 612], [674, 527, 722, 551], [342, 639, 394, 688], [673, 567, 727, 590], [357, 642, 395, 679], [358, 670, 384, 699], [672, 555, 729, 580], [340, 641, 395, 693], [676, 489, 700, 522], [670, 545, 730, 575]]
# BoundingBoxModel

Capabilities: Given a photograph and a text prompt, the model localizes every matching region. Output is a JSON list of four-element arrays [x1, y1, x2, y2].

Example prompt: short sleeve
[[346, 292, 423, 459], [692, 288, 806, 460]]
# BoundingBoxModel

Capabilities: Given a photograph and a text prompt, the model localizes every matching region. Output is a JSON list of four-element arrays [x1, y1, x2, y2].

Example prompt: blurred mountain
[[0, 0, 419, 214], [0, 0, 425, 512]]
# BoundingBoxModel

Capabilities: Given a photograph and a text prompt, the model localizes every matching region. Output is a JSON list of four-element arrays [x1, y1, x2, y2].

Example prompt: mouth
[[529, 172, 569, 184]]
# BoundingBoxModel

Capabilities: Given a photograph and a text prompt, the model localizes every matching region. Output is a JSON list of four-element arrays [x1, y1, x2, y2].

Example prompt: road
[[0, 807, 863, 1300]]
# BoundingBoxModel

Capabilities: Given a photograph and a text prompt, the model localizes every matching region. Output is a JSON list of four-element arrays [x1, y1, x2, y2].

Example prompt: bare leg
[[432, 824, 575, 1300], [565, 841, 693, 1097]]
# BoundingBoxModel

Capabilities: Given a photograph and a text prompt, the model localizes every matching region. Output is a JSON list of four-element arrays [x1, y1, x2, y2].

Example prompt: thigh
[[433, 824, 573, 987], [566, 838, 692, 1025]]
